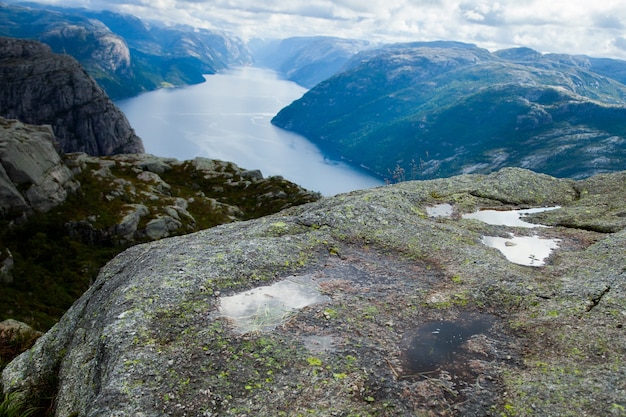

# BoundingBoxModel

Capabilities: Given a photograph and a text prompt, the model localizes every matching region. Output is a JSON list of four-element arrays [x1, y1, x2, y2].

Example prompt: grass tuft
[[0, 392, 40, 417]]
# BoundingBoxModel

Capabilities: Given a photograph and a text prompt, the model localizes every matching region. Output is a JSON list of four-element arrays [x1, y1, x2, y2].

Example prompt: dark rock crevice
[[585, 285, 612, 312]]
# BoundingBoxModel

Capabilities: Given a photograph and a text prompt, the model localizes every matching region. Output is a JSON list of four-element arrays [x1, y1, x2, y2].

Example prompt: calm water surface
[[117, 67, 384, 195]]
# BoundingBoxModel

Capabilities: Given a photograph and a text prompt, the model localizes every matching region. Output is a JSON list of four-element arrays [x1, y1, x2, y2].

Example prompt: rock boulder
[[0, 117, 78, 217], [2, 168, 625, 416]]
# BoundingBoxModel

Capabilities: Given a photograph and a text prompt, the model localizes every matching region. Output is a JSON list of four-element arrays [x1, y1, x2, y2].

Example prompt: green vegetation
[[0, 392, 39, 417], [273, 45, 626, 182], [0, 155, 318, 370], [0, 209, 121, 331]]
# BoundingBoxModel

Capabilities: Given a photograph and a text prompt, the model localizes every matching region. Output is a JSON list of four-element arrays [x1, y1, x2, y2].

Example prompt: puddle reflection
[[400, 313, 494, 375], [482, 234, 561, 266], [216, 276, 329, 333], [426, 203, 454, 218], [462, 206, 562, 266], [462, 207, 559, 227]]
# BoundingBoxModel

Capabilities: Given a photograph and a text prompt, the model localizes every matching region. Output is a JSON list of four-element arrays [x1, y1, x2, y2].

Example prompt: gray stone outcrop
[[0, 117, 78, 217], [3, 168, 625, 416], [0, 248, 13, 284], [61, 152, 316, 244], [114, 204, 149, 241], [0, 37, 143, 156], [145, 216, 183, 240]]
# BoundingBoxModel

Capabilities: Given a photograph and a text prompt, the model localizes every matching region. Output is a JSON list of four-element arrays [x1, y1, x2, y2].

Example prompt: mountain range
[[0, 2, 251, 99], [272, 42, 626, 180], [250, 36, 372, 88], [0, 4, 625, 416]]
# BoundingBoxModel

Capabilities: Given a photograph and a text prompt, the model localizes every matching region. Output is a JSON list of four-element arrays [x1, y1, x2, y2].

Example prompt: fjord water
[[116, 67, 384, 195]]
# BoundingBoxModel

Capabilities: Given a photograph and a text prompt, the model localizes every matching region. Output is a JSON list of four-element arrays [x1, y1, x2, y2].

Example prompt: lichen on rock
[[2, 168, 626, 416]]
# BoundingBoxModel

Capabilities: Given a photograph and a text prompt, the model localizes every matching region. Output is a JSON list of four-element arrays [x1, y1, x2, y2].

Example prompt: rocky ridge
[[0, 37, 144, 156], [2, 167, 625, 416], [62, 152, 319, 244]]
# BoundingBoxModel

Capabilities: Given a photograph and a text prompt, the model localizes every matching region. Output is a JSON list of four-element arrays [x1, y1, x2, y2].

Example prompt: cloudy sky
[[19, 0, 626, 59]]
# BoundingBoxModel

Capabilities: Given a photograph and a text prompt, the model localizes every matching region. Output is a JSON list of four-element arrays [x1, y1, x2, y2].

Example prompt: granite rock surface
[[3, 168, 625, 416]]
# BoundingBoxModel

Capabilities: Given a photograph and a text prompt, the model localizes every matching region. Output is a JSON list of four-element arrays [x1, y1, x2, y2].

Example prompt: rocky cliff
[[0, 37, 143, 156], [2, 168, 625, 416], [0, 3, 252, 99], [0, 117, 78, 219]]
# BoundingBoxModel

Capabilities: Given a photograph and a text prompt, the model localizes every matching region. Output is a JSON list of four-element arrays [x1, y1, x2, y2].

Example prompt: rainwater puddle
[[400, 313, 495, 376], [216, 276, 329, 333], [463, 206, 562, 266], [426, 203, 454, 218], [482, 235, 561, 266], [462, 207, 560, 227]]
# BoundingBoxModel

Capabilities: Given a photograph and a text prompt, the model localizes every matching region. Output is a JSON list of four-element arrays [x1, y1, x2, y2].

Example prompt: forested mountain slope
[[273, 42, 626, 180]]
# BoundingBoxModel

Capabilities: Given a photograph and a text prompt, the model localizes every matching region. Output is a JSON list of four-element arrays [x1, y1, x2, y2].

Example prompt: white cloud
[[15, 0, 626, 59]]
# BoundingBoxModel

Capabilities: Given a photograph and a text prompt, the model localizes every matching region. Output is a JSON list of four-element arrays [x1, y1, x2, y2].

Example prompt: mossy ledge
[[2, 167, 626, 416]]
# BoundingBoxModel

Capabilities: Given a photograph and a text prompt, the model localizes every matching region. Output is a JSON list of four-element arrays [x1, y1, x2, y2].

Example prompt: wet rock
[[5, 168, 624, 416]]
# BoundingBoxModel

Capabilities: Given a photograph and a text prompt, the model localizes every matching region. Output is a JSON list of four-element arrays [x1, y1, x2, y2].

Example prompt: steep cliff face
[[3, 168, 625, 416], [0, 37, 144, 156], [0, 117, 78, 219], [39, 19, 132, 74]]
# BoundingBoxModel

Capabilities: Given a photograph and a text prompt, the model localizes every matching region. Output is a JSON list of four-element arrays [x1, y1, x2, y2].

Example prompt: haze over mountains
[[250, 36, 372, 88], [0, 2, 251, 99], [1, 1, 625, 182]]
